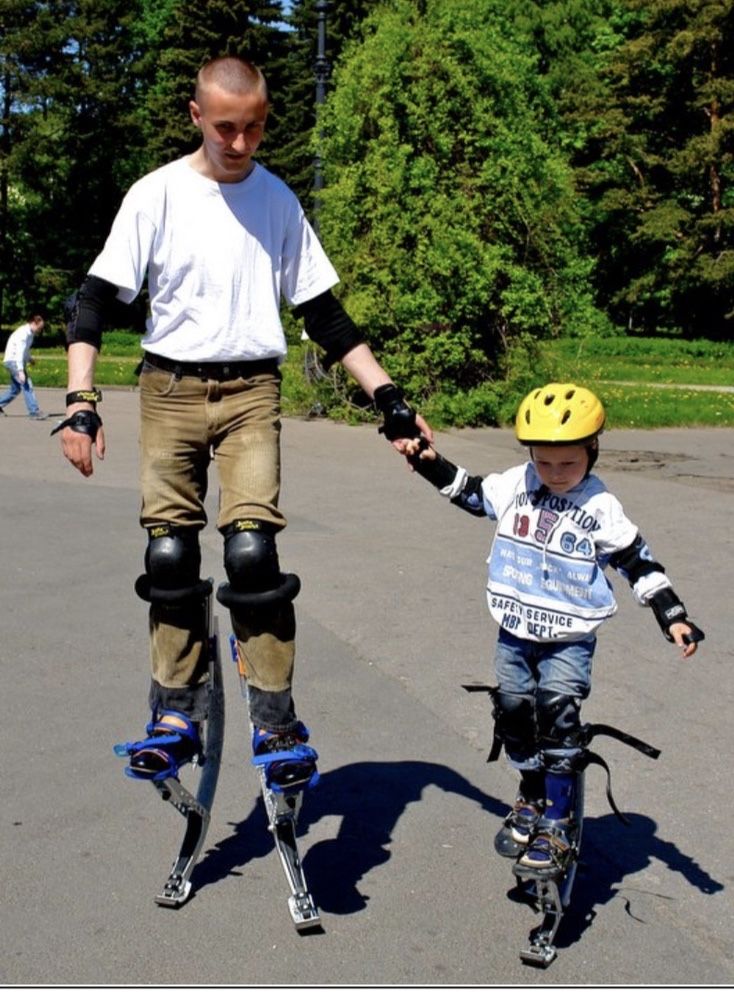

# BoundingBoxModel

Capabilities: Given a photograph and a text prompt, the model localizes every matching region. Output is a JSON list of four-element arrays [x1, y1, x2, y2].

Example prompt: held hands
[[373, 383, 434, 457], [403, 435, 436, 463]]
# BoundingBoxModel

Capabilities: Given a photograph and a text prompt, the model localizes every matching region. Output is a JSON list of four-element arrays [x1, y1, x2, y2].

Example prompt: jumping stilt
[[154, 586, 224, 907], [230, 636, 321, 931], [114, 582, 224, 907], [464, 683, 661, 966], [513, 773, 585, 967]]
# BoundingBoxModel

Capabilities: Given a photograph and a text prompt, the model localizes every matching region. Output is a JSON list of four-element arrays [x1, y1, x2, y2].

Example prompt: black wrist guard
[[408, 445, 459, 489], [66, 388, 102, 408], [648, 587, 688, 641], [373, 383, 419, 441], [50, 410, 103, 441]]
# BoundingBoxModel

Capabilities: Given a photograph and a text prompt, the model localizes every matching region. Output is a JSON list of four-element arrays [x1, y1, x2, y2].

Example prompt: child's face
[[531, 444, 589, 493]]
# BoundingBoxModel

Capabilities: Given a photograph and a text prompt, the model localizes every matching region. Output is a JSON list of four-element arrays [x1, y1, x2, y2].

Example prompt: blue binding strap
[[114, 710, 201, 781]]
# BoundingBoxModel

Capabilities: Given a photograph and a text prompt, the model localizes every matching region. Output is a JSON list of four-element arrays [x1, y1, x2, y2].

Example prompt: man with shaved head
[[196, 54, 267, 98], [57, 56, 430, 794]]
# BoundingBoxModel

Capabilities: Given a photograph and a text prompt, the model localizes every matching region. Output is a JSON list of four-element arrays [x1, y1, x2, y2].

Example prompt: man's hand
[[58, 344, 104, 477], [54, 409, 105, 478], [373, 383, 434, 455], [336, 346, 434, 456], [61, 424, 106, 477]]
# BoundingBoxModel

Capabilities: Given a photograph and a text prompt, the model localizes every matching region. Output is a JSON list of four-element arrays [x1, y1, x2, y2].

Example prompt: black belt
[[143, 351, 279, 381]]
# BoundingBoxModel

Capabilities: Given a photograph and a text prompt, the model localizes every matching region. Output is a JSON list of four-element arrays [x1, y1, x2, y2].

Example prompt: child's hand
[[669, 621, 702, 658], [404, 435, 436, 462]]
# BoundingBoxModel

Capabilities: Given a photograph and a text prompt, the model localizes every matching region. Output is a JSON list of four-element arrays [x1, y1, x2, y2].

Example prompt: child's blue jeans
[[494, 627, 596, 771], [495, 629, 595, 700]]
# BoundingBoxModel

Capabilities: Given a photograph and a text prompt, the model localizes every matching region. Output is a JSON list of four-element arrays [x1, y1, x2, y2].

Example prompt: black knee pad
[[136, 525, 211, 605], [536, 690, 584, 773], [536, 690, 582, 745], [223, 522, 281, 591], [493, 690, 536, 759], [217, 520, 300, 610]]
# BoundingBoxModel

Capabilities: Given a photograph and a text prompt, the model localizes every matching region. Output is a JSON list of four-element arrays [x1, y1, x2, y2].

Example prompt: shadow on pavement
[[510, 811, 724, 957], [191, 763, 724, 955], [192, 759, 506, 913]]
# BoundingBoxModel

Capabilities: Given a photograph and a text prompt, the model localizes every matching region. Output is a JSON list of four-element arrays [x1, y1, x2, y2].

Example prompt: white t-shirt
[[444, 462, 672, 642], [89, 158, 339, 362], [3, 323, 35, 368]]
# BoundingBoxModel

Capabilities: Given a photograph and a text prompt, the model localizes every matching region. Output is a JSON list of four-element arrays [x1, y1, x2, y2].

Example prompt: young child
[[407, 383, 702, 872]]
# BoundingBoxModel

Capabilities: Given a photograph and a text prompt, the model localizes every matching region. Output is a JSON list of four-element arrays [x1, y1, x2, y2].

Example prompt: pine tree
[[0, 0, 68, 322], [0, 0, 145, 324], [577, 0, 734, 338]]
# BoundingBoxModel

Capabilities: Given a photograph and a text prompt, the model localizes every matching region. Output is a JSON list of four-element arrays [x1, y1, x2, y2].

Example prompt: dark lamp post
[[313, 0, 329, 226]]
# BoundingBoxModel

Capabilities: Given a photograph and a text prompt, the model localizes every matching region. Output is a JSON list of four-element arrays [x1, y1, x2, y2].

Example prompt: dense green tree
[[0, 0, 74, 322], [503, 0, 734, 340], [569, 0, 734, 338], [5, 0, 729, 360], [317, 0, 611, 397], [1, 1, 150, 324], [504, 0, 632, 153]]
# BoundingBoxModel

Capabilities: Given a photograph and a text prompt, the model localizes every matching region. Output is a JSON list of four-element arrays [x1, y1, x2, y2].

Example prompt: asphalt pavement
[[1, 388, 732, 986]]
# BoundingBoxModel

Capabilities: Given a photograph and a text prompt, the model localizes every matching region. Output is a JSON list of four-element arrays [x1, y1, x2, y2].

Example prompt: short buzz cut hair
[[195, 56, 269, 104]]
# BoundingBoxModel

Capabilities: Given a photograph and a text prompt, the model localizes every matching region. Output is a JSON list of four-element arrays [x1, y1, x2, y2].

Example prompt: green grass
[[535, 336, 734, 428], [26, 332, 734, 429], [31, 354, 142, 387], [543, 336, 734, 387], [580, 382, 734, 428]]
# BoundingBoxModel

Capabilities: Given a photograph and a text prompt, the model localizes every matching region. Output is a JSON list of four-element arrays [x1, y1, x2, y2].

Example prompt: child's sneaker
[[509, 795, 544, 844], [516, 820, 575, 874], [114, 710, 202, 781], [251, 721, 319, 793], [494, 793, 544, 857]]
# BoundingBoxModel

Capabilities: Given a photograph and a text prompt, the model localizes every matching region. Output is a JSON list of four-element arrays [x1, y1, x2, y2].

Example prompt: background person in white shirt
[[1, 315, 47, 419]]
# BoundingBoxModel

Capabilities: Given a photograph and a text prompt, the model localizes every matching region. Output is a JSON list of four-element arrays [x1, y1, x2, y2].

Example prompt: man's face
[[532, 443, 589, 493], [189, 83, 269, 183]]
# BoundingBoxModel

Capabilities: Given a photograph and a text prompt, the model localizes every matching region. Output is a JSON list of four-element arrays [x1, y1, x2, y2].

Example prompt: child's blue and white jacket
[[441, 461, 673, 642]]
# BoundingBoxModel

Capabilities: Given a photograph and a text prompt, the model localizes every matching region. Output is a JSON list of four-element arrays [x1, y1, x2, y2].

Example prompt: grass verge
[[27, 334, 734, 429]]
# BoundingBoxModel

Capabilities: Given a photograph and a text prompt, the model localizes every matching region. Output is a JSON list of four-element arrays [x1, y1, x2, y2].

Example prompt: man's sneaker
[[252, 721, 319, 793], [113, 710, 202, 781], [30, 412, 48, 420], [516, 820, 575, 875]]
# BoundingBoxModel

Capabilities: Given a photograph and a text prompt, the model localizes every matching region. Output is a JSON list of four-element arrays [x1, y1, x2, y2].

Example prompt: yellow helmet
[[515, 383, 605, 445]]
